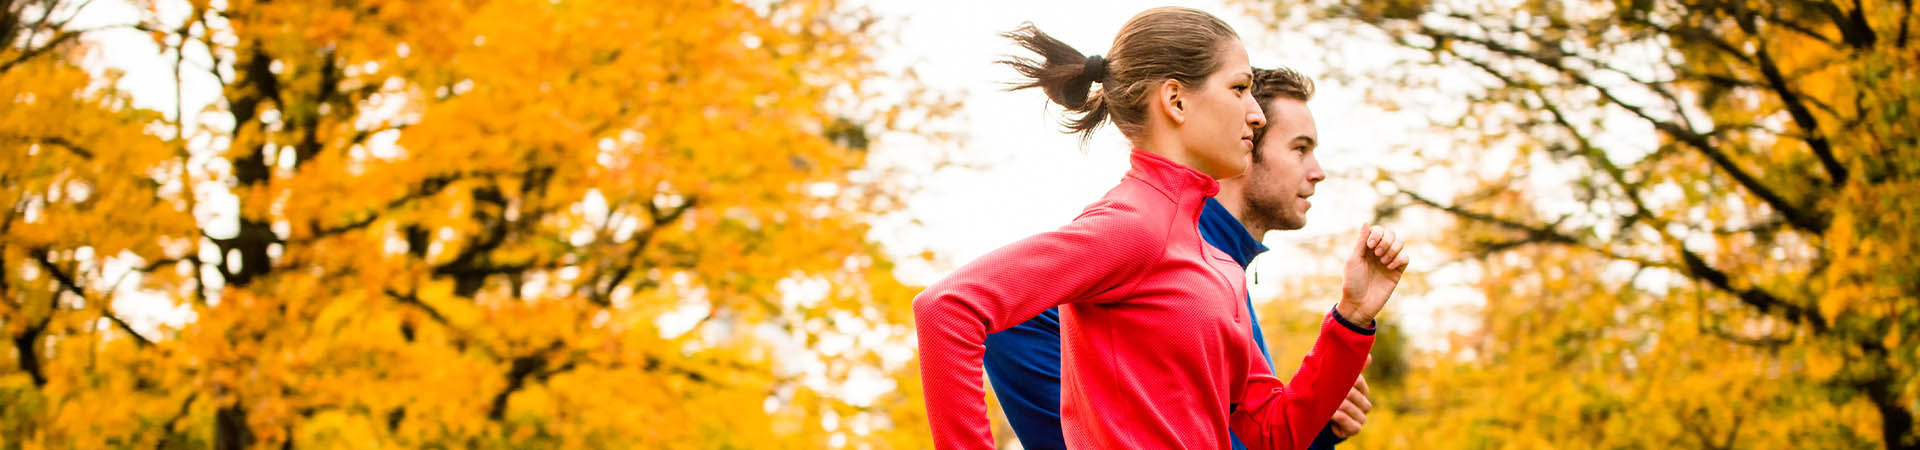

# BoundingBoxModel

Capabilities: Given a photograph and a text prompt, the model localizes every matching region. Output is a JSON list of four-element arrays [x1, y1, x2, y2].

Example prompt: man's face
[[1243, 98, 1323, 232]]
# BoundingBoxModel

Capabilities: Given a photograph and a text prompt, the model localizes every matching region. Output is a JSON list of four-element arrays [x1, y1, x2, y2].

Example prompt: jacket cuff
[[1312, 422, 1347, 447], [1329, 307, 1376, 335]]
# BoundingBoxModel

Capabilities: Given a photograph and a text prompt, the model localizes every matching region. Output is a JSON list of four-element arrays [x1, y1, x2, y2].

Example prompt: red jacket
[[913, 149, 1374, 450]]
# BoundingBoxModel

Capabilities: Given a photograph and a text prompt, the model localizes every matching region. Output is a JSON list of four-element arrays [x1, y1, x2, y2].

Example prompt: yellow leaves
[[294, 410, 386, 448], [8, 0, 941, 447], [1237, 0, 1920, 446], [415, 278, 475, 327], [1819, 177, 1920, 326], [311, 290, 368, 334], [1, 54, 188, 255]]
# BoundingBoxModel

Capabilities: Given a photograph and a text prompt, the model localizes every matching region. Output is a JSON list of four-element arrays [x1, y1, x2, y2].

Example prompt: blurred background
[[2, 0, 1915, 448]]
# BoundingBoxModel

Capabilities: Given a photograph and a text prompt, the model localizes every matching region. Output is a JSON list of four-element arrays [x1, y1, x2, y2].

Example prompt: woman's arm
[[913, 207, 1163, 450], [1233, 226, 1408, 450], [1229, 310, 1375, 450]]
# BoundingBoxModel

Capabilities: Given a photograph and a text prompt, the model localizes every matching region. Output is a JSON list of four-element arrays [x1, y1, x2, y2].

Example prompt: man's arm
[[1329, 373, 1371, 439], [1305, 370, 1370, 449], [982, 309, 1069, 450]]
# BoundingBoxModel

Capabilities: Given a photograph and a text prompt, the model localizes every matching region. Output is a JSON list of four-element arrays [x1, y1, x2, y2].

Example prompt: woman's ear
[[1156, 79, 1187, 125]]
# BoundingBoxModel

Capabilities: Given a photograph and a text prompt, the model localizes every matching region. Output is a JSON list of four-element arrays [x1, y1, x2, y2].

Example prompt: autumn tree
[[1244, 0, 1918, 448], [3, 0, 946, 448], [2, 0, 196, 445]]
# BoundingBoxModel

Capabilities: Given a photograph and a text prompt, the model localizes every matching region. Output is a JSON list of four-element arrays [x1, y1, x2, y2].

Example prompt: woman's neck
[[1134, 132, 1217, 179]]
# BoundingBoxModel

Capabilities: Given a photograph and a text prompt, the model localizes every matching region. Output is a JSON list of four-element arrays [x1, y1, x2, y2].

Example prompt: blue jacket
[[983, 198, 1345, 449]]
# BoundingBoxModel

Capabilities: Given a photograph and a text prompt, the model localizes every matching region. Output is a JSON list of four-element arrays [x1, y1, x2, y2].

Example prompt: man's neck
[[1213, 183, 1272, 238], [1241, 220, 1269, 241]]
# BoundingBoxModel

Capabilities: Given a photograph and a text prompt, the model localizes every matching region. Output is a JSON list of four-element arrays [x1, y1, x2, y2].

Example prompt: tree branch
[[1729, 2, 1849, 187], [157, 392, 200, 448], [1676, 248, 1828, 333], [31, 249, 155, 347], [382, 288, 450, 327], [0, 22, 151, 74], [1398, 189, 1677, 271], [487, 341, 564, 421], [1421, 25, 1830, 234], [297, 171, 481, 242], [588, 196, 699, 304], [6, 135, 95, 159], [0, 31, 77, 73], [1901, 0, 1913, 48], [10, 319, 48, 387], [1751, 2, 1842, 45], [1410, 46, 1832, 332]]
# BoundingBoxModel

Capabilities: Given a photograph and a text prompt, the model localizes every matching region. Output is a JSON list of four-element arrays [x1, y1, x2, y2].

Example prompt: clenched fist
[[1337, 225, 1409, 326]]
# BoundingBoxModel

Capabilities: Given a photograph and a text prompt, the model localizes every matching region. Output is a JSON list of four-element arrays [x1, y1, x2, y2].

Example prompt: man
[[983, 67, 1370, 450]]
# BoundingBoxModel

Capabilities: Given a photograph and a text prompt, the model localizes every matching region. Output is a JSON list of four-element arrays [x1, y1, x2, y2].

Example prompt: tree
[[1244, 0, 1918, 447], [3, 0, 947, 447], [2, 0, 191, 445]]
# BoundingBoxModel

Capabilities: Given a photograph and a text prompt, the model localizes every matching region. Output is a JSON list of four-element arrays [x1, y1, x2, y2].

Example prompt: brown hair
[[1000, 7, 1241, 142], [1249, 67, 1316, 161]]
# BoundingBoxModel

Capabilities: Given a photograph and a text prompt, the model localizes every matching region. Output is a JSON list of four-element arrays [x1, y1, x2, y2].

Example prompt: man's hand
[[1337, 225, 1410, 325], [1331, 355, 1373, 439]]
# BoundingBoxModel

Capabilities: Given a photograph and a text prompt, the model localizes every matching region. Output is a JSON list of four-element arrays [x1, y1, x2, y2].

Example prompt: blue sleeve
[[982, 308, 1068, 450], [1231, 295, 1282, 450], [1245, 295, 1275, 368]]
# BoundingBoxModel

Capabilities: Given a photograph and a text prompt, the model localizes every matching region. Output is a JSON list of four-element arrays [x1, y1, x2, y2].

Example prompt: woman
[[914, 7, 1409, 450]]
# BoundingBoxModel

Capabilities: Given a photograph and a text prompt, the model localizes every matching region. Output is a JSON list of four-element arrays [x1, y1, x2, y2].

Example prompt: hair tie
[[1082, 55, 1107, 82]]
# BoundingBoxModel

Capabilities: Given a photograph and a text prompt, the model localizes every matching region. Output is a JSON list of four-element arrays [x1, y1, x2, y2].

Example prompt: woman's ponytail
[[998, 8, 1239, 143], [1000, 23, 1111, 139]]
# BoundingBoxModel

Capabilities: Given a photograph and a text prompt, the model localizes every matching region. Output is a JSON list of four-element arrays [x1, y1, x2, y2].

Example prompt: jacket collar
[[1127, 149, 1220, 203], [1199, 198, 1269, 268]]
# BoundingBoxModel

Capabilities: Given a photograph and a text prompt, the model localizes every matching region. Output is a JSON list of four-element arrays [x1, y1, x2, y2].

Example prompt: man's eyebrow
[[1294, 135, 1317, 147]]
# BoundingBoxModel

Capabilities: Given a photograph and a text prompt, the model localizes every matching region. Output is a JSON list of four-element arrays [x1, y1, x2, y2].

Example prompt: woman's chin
[[1210, 161, 1248, 179], [1204, 150, 1249, 178]]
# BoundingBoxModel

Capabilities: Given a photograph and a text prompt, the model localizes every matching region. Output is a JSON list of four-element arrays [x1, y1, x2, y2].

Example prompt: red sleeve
[[912, 206, 1165, 450], [1229, 311, 1375, 450]]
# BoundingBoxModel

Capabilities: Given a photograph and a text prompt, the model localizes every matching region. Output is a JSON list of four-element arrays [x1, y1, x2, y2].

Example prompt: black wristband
[[1330, 306, 1377, 335]]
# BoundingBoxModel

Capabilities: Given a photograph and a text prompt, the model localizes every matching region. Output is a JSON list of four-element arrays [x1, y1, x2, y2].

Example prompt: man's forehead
[[1261, 98, 1312, 117], [1259, 100, 1315, 134]]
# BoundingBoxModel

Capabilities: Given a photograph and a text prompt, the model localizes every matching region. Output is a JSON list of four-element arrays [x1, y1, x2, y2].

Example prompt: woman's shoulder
[[1068, 178, 1184, 244]]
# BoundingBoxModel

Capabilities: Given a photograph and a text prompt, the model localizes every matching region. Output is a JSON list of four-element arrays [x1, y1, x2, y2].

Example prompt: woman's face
[[1176, 39, 1265, 179]]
